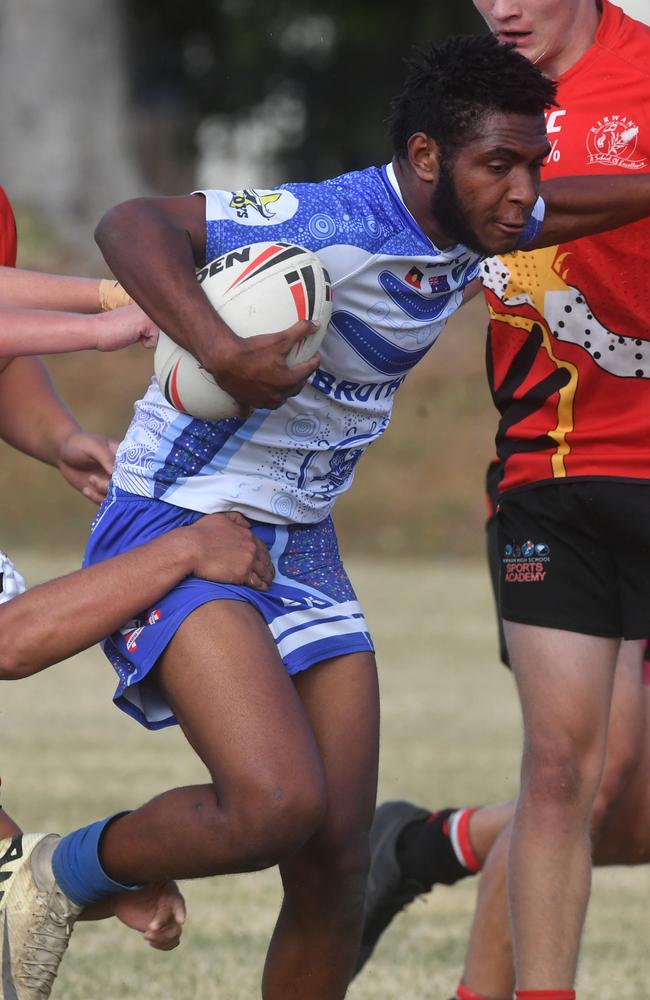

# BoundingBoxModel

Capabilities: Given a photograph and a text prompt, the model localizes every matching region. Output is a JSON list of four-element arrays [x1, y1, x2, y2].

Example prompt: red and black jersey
[[483, 1, 650, 495], [0, 186, 17, 268]]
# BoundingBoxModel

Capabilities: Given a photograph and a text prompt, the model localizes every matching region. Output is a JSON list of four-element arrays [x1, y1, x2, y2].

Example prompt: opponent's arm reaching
[[0, 510, 273, 680], [0, 267, 157, 502], [95, 195, 321, 410], [0, 263, 132, 312], [534, 172, 650, 249], [0, 264, 156, 355]]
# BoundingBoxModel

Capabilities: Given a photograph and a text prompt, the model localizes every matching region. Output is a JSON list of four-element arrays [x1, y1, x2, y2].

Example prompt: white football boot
[[0, 834, 82, 999]]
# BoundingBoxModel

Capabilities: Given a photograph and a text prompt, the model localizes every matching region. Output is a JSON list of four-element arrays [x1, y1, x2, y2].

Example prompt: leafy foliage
[[124, 0, 484, 182]]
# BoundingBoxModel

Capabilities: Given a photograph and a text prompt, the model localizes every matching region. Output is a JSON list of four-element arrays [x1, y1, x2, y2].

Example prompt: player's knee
[[522, 735, 602, 811], [226, 776, 327, 869], [302, 817, 372, 890]]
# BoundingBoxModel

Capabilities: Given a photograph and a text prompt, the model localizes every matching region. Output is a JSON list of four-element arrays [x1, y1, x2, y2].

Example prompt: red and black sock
[[396, 807, 481, 889]]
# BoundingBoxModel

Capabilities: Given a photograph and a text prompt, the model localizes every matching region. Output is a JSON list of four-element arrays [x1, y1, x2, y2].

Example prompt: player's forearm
[[535, 173, 650, 247], [95, 196, 236, 367], [0, 266, 102, 313], [0, 308, 107, 356], [0, 357, 79, 465], [0, 530, 197, 679]]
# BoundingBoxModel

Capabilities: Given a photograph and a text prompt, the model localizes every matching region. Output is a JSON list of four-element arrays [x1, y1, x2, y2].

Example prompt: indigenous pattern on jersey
[[85, 488, 373, 729], [0, 187, 17, 268], [113, 164, 543, 523], [0, 551, 26, 605], [482, 0, 650, 495]]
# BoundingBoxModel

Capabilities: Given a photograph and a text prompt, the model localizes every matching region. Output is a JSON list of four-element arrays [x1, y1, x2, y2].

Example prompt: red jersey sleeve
[[0, 186, 17, 268]]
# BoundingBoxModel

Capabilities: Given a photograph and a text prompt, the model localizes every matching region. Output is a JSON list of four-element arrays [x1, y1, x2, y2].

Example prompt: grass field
[[3, 552, 649, 999]]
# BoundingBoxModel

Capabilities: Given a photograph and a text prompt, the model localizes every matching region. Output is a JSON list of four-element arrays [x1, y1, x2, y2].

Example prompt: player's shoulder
[[596, 2, 650, 83], [200, 166, 404, 263], [201, 166, 391, 227]]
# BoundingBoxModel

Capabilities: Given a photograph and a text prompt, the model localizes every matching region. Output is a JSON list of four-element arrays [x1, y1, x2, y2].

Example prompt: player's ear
[[406, 133, 441, 184]]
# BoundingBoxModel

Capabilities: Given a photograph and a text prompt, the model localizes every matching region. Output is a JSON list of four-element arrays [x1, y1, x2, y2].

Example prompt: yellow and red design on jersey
[[483, 1, 650, 495]]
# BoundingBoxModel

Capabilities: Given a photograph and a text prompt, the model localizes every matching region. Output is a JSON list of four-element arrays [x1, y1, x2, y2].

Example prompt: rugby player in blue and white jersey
[[0, 245, 273, 994], [8, 32, 650, 1000]]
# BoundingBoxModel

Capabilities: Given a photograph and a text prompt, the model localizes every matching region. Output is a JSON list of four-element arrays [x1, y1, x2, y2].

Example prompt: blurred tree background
[[0, 0, 500, 558]]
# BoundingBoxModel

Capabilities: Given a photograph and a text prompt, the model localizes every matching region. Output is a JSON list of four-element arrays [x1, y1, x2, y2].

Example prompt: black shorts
[[497, 481, 650, 639], [486, 512, 510, 667]]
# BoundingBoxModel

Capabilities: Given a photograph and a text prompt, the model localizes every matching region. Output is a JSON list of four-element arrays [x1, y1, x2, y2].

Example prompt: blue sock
[[52, 814, 144, 907]]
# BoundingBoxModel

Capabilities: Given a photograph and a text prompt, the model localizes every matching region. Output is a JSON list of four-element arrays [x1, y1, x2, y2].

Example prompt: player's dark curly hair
[[389, 33, 557, 160]]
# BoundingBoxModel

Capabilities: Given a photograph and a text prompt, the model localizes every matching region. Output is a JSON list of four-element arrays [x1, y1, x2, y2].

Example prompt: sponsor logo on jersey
[[311, 367, 406, 402], [586, 115, 646, 170], [227, 188, 299, 225], [503, 540, 550, 582]]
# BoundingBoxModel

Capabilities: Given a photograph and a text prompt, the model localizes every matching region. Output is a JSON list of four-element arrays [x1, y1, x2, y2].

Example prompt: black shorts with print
[[497, 480, 650, 639]]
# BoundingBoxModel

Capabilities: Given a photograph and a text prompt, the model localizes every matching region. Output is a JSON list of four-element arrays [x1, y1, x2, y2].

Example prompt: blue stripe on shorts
[[84, 487, 374, 730]]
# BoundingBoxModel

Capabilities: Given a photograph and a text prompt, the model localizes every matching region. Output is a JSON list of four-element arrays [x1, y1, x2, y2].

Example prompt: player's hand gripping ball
[[154, 241, 332, 420]]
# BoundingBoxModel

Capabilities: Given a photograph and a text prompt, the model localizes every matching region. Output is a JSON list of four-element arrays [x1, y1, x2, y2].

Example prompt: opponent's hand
[[56, 431, 118, 503], [95, 303, 159, 352], [185, 511, 274, 589], [203, 320, 321, 410], [83, 881, 186, 951]]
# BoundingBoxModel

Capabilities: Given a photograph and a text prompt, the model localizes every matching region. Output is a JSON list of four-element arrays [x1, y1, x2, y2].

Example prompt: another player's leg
[[595, 673, 650, 866], [457, 823, 513, 1000], [0, 832, 82, 1000], [455, 638, 646, 1000], [0, 778, 21, 838], [590, 639, 646, 840], [263, 651, 379, 998], [1, 600, 326, 998], [355, 799, 512, 974], [507, 624, 618, 990]]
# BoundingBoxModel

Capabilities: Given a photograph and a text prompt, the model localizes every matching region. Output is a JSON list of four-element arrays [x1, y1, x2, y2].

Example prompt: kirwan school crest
[[586, 114, 646, 170]]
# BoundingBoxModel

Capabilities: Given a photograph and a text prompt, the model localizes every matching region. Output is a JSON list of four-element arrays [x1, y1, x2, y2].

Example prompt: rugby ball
[[154, 241, 332, 420]]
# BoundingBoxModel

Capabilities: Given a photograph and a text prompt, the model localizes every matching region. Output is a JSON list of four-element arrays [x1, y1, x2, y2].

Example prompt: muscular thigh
[[154, 599, 325, 806], [292, 651, 380, 846]]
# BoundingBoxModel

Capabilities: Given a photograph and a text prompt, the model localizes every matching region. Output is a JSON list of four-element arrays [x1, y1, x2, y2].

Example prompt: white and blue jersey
[[113, 164, 544, 524]]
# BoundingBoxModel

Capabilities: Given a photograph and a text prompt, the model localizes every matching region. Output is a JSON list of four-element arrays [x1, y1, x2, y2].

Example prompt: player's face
[[432, 111, 550, 256], [472, 0, 599, 77]]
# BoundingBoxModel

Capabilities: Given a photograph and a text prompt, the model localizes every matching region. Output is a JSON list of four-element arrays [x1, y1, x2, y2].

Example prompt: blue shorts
[[85, 488, 374, 730]]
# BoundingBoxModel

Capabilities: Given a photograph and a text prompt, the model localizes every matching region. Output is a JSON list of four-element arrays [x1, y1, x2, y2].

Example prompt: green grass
[[3, 553, 649, 998]]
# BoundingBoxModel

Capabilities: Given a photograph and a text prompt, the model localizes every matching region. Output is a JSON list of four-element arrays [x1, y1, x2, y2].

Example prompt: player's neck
[[539, 1, 601, 79], [392, 157, 456, 251]]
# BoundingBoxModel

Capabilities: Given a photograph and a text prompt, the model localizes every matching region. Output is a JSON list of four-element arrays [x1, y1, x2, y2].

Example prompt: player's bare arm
[[0, 264, 132, 313], [0, 511, 273, 680], [533, 172, 650, 248], [95, 195, 321, 409], [0, 356, 118, 502], [0, 303, 158, 355]]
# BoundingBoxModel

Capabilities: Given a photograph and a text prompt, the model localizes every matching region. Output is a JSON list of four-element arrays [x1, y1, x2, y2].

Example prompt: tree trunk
[[0, 0, 144, 247]]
